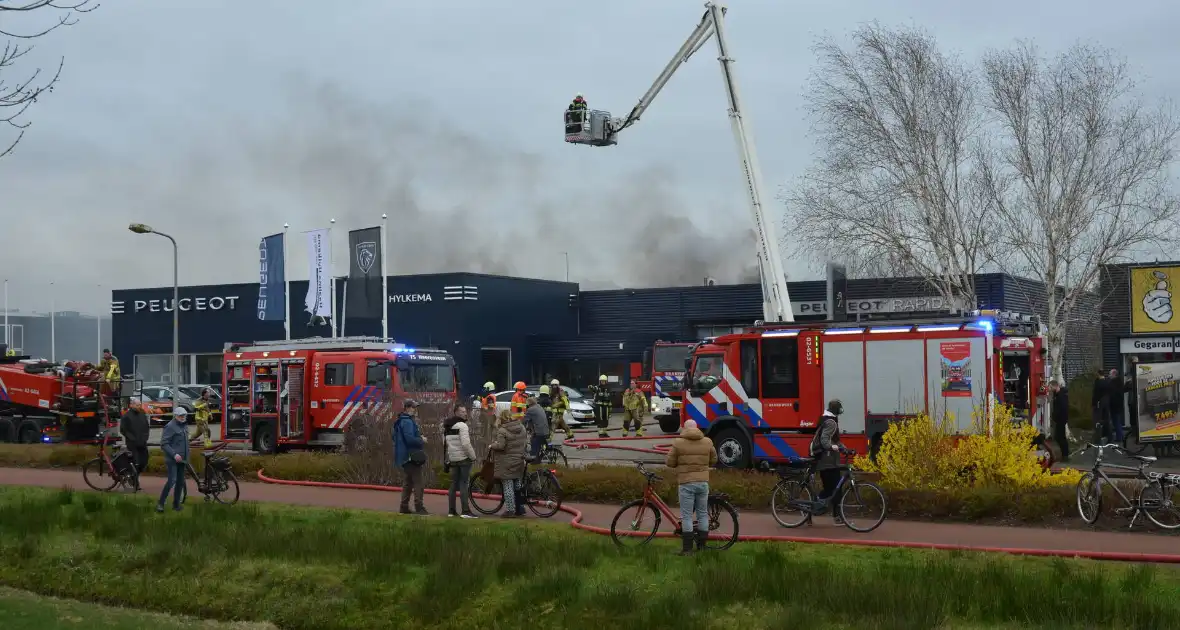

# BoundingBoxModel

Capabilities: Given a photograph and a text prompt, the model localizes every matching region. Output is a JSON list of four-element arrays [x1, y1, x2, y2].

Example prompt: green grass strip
[[0, 486, 1176, 630]]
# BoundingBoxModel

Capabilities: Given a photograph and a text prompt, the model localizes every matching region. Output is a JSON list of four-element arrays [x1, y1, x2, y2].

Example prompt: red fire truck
[[220, 337, 458, 453], [0, 352, 133, 444], [634, 341, 696, 433], [681, 310, 1049, 468]]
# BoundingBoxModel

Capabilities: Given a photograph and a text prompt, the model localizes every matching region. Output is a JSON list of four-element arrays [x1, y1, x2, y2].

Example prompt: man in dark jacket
[[393, 400, 428, 515], [524, 394, 550, 460], [1049, 380, 1070, 462], [120, 400, 151, 482], [158, 407, 190, 513], [810, 399, 850, 526]]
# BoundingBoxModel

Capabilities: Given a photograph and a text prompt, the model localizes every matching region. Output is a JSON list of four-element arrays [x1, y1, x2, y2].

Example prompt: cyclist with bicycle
[[811, 399, 851, 526], [664, 419, 717, 555]]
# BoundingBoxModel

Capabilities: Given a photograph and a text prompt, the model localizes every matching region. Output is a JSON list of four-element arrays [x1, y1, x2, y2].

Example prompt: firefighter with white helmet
[[548, 378, 573, 439], [589, 374, 612, 438], [480, 381, 497, 424]]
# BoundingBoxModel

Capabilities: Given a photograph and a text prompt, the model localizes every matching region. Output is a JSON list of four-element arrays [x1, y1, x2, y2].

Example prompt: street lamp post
[[129, 223, 179, 410]]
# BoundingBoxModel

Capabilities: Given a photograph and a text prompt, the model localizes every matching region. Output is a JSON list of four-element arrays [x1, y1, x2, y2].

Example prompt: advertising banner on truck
[[1134, 362, 1180, 442], [939, 341, 973, 398]]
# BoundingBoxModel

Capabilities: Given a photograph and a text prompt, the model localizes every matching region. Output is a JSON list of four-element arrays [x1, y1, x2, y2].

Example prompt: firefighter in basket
[[190, 388, 214, 448], [510, 381, 529, 423], [589, 375, 612, 438], [621, 379, 649, 438], [549, 378, 573, 440], [566, 93, 588, 131]]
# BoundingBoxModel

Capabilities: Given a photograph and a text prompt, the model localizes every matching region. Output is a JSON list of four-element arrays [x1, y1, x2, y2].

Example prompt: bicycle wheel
[[704, 497, 740, 550], [839, 481, 887, 533], [82, 458, 118, 492], [544, 446, 569, 468], [469, 475, 504, 515], [1140, 481, 1180, 530], [526, 472, 563, 518], [610, 499, 661, 547], [771, 478, 813, 528], [1076, 472, 1102, 524], [212, 469, 240, 505], [118, 466, 141, 493]]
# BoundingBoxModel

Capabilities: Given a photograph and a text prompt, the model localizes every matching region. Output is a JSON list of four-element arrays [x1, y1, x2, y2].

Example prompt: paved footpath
[[1, 467, 1177, 559]]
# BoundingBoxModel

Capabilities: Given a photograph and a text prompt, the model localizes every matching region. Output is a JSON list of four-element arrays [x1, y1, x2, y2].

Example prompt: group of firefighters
[[478, 373, 651, 440]]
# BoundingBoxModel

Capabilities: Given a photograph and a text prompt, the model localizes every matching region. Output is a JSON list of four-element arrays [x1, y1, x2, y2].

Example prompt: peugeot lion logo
[[355, 242, 377, 273]]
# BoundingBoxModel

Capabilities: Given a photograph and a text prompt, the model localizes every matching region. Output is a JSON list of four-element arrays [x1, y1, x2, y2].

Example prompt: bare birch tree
[[0, 0, 96, 158], [975, 42, 1180, 380], [783, 23, 992, 306]]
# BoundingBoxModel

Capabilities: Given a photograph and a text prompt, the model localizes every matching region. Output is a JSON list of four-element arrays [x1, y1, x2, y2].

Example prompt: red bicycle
[[609, 461, 739, 549], [82, 429, 140, 492]]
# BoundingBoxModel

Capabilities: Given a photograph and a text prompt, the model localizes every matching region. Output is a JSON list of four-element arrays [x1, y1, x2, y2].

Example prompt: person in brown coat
[[664, 419, 717, 555], [489, 409, 528, 517]]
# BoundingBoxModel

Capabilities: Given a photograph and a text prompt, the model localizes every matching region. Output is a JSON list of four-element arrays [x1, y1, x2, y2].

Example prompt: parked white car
[[479, 386, 595, 427]]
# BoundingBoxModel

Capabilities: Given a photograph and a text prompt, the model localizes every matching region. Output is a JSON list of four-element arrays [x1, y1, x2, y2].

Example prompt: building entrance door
[[481, 348, 511, 391]]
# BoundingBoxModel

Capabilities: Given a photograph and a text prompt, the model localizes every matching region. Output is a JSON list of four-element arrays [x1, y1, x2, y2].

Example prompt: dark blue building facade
[[111, 271, 1095, 396]]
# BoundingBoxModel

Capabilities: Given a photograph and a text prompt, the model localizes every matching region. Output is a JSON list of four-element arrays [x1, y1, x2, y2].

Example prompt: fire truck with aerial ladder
[[570, 3, 1053, 466], [0, 344, 138, 444], [220, 336, 458, 454]]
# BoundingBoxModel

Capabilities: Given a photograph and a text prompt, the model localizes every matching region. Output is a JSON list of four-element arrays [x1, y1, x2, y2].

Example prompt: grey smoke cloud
[[1, 79, 758, 312]]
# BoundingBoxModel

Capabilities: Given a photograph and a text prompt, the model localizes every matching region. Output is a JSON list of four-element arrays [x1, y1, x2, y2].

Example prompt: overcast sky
[[2, 0, 1177, 314]]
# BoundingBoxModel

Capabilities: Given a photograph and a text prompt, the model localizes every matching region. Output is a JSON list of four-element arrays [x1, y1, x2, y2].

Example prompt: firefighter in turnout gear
[[190, 388, 214, 448], [589, 375, 612, 438], [96, 349, 121, 396], [538, 385, 555, 435], [481, 381, 497, 422], [549, 378, 573, 439], [621, 379, 649, 437], [510, 381, 529, 423]]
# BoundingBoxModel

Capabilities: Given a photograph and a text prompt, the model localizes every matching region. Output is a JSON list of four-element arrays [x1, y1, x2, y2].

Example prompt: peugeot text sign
[[111, 296, 241, 315], [793, 295, 960, 316]]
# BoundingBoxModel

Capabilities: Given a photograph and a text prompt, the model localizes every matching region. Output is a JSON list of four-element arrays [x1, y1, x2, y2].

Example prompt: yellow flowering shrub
[[855, 404, 1083, 492]]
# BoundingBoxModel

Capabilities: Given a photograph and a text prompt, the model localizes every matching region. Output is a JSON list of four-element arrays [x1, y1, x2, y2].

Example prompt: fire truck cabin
[[635, 341, 695, 434], [221, 337, 458, 453], [682, 310, 1049, 469]]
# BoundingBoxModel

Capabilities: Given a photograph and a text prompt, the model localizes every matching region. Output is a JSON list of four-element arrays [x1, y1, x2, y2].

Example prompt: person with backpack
[[393, 400, 428, 515], [810, 399, 851, 526]]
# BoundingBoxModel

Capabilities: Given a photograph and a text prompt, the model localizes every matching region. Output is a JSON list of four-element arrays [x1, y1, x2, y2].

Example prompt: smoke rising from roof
[[1, 80, 759, 312]]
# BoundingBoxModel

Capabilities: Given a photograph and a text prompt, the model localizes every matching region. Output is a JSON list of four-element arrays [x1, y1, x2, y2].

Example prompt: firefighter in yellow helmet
[[96, 349, 121, 394], [190, 388, 215, 448], [548, 378, 573, 439], [510, 381, 529, 423], [589, 374, 612, 438], [621, 378, 649, 438]]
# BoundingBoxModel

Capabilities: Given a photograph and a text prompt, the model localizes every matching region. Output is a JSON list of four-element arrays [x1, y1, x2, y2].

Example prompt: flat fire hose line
[[253, 469, 1180, 565]]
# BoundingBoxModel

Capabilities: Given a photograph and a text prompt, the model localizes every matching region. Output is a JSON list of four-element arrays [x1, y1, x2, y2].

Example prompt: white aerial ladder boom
[[565, 2, 794, 323]]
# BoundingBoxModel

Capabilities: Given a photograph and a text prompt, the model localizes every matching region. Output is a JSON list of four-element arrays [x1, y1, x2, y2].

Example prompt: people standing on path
[[157, 407, 190, 513], [120, 400, 150, 486], [525, 393, 551, 460], [590, 375, 612, 438], [664, 419, 717, 555], [621, 379, 649, 437], [811, 399, 848, 526], [549, 379, 573, 440], [489, 409, 527, 518], [444, 405, 479, 518], [1050, 380, 1070, 462], [393, 400, 428, 515]]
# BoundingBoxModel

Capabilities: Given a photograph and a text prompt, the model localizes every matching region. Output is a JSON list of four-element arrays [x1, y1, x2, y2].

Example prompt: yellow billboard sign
[[1130, 266, 1180, 334]]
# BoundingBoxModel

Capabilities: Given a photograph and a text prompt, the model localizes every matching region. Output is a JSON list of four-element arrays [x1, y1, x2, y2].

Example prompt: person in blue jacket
[[158, 407, 190, 513], [394, 399, 428, 514]]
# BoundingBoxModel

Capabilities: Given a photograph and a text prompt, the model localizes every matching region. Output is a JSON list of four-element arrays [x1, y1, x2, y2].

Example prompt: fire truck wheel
[[658, 415, 680, 434], [712, 427, 751, 469], [17, 422, 41, 444], [253, 422, 276, 454], [0, 418, 13, 443]]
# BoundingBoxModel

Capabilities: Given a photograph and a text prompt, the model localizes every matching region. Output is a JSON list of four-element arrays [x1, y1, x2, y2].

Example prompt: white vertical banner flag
[[304, 228, 332, 317]]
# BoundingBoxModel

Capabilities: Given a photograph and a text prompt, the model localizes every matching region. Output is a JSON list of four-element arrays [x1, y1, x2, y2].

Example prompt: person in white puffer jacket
[[444, 405, 480, 518]]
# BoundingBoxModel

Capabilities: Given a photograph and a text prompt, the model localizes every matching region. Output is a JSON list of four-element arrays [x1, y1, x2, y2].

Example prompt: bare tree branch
[[0, 0, 97, 158], [976, 42, 1180, 380], [781, 23, 994, 306]]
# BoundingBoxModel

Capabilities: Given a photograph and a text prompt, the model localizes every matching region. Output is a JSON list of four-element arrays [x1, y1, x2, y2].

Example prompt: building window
[[324, 363, 354, 386], [133, 354, 192, 385], [195, 354, 223, 387]]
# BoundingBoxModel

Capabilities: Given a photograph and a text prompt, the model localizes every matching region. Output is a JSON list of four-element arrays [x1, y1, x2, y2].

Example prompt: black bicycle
[[469, 457, 563, 518], [539, 443, 569, 467], [770, 448, 888, 533], [180, 443, 240, 505], [1075, 443, 1180, 529]]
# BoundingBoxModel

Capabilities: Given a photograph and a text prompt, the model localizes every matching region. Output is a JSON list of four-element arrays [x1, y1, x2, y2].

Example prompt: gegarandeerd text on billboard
[[1133, 361, 1180, 442]]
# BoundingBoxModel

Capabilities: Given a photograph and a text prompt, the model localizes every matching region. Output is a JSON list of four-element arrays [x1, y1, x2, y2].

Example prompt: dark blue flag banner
[[258, 233, 286, 321]]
